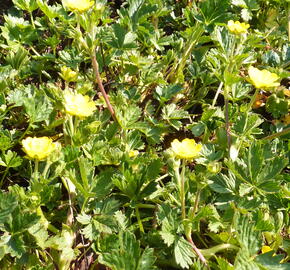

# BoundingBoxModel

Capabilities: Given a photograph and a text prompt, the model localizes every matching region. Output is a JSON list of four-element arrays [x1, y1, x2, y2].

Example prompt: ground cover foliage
[[0, 0, 289, 269]]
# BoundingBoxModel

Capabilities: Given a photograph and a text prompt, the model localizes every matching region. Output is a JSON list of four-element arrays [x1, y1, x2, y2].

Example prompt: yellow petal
[[248, 66, 280, 89], [64, 91, 96, 118], [171, 138, 202, 159], [22, 137, 58, 161], [227, 20, 249, 34], [261, 246, 273, 254], [62, 0, 94, 13]]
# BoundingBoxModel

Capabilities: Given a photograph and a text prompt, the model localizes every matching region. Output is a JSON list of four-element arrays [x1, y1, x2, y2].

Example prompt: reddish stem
[[187, 236, 208, 267], [91, 51, 116, 121]]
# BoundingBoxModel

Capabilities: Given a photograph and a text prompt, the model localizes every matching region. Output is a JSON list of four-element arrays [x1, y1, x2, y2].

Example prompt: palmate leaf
[[208, 171, 238, 194], [115, 104, 142, 129], [0, 150, 22, 168], [194, 0, 230, 26], [108, 24, 137, 50], [154, 84, 183, 104], [98, 231, 156, 270], [225, 141, 288, 194], [162, 104, 189, 130]]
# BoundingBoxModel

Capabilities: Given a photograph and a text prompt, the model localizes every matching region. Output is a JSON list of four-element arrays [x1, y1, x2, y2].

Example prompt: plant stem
[[187, 236, 208, 266], [288, 3, 290, 42], [192, 189, 201, 218], [211, 82, 223, 108], [201, 243, 239, 258], [29, 12, 35, 29], [42, 161, 51, 179], [0, 167, 9, 188], [34, 160, 39, 181], [91, 50, 116, 121], [180, 159, 186, 220], [224, 85, 231, 151], [247, 88, 259, 112], [123, 203, 156, 209], [135, 206, 144, 233], [262, 126, 290, 141]]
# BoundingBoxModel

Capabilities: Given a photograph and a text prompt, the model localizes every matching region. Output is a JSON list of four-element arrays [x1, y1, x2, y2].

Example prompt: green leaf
[[235, 214, 261, 255], [157, 204, 180, 233], [12, 0, 38, 12], [174, 237, 195, 269], [115, 103, 142, 129], [193, 0, 230, 26], [5, 46, 29, 70], [108, 24, 137, 49], [255, 251, 289, 270], [91, 168, 114, 200], [247, 142, 263, 182], [24, 94, 53, 123], [266, 95, 288, 118], [0, 191, 18, 225], [209, 172, 237, 194], [257, 156, 288, 183], [234, 250, 260, 270], [162, 104, 189, 130], [99, 231, 156, 270], [0, 131, 13, 152], [160, 231, 175, 247], [154, 84, 183, 104], [36, 0, 60, 21], [189, 122, 206, 137], [28, 222, 49, 250], [6, 235, 26, 258], [0, 150, 22, 168], [215, 256, 234, 270]]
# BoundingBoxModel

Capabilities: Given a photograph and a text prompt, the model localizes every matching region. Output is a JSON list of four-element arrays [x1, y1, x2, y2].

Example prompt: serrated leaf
[[235, 215, 261, 255], [114, 211, 128, 230], [99, 231, 156, 270], [0, 191, 18, 225], [76, 213, 91, 225], [209, 173, 237, 194], [162, 104, 189, 130], [174, 237, 195, 269], [216, 256, 234, 270], [160, 231, 175, 247]]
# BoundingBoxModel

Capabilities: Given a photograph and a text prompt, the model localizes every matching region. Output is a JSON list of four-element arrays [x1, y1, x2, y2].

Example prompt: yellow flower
[[64, 91, 96, 118], [227, 20, 250, 34], [261, 246, 273, 254], [171, 138, 202, 159], [248, 66, 280, 89], [62, 0, 94, 13], [129, 150, 139, 158], [60, 66, 78, 82], [22, 137, 58, 161]]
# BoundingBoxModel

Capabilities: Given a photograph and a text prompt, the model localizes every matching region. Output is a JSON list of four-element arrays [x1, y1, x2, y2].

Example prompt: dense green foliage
[[0, 0, 289, 269]]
